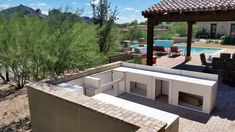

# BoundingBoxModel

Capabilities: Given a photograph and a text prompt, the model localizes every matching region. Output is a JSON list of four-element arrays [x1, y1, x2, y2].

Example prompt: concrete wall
[[91, 71, 112, 85], [196, 21, 235, 36], [47, 62, 122, 85], [28, 88, 139, 132], [122, 62, 218, 81], [172, 37, 187, 44], [113, 71, 125, 95]]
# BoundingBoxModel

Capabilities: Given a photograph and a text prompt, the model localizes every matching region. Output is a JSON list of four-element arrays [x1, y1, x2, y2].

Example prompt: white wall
[[196, 21, 235, 36], [91, 71, 112, 85]]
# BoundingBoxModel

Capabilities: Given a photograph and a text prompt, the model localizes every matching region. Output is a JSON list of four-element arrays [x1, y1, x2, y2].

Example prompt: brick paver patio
[[120, 49, 235, 132], [119, 75, 235, 132]]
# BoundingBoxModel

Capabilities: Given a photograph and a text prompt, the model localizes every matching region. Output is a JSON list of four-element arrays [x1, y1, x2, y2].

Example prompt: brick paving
[[119, 75, 235, 132], [121, 49, 235, 132], [156, 48, 235, 69], [30, 50, 235, 132]]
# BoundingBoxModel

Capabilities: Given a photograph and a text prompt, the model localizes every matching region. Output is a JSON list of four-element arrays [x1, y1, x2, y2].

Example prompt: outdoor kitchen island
[[27, 62, 218, 132], [84, 63, 218, 114]]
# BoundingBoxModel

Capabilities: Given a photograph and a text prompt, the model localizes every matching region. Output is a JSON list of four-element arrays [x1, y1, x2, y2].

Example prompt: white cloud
[[38, 3, 47, 7], [134, 9, 140, 13], [85, 2, 90, 6], [0, 4, 11, 10], [122, 7, 134, 11], [91, 0, 100, 5], [41, 10, 48, 15], [122, 7, 139, 13], [29, 2, 48, 10]]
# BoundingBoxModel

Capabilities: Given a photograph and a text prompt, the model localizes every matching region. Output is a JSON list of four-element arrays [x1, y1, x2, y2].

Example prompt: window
[[230, 24, 235, 37]]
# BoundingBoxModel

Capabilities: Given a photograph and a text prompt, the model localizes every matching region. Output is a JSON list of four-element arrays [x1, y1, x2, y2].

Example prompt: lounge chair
[[169, 46, 181, 57], [220, 53, 231, 59], [153, 46, 168, 55], [200, 53, 212, 69]]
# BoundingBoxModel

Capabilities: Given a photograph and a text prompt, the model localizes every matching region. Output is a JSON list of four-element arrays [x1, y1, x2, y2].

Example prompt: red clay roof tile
[[142, 0, 235, 16]]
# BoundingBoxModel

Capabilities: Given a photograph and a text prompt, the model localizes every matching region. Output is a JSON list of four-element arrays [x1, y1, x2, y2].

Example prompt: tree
[[91, 0, 118, 53], [0, 10, 106, 89], [130, 20, 138, 26], [125, 26, 146, 42], [170, 22, 187, 36]]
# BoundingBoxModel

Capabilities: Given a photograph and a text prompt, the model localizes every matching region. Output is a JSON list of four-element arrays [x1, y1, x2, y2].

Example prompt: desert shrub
[[155, 31, 175, 40], [0, 13, 107, 89], [124, 26, 147, 42], [170, 22, 187, 36], [196, 28, 209, 38], [155, 22, 198, 40], [221, 35, 235, 45]]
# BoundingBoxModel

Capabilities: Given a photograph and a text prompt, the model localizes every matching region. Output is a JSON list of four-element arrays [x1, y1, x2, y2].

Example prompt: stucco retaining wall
[[27, 87, 139, 132]]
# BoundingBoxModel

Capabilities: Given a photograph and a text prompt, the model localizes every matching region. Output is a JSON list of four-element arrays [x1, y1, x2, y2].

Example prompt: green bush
[[124, 26, 147, 41], [221, 35, 235, 45], [0, 14, 108, 89], [155, 22, 198, 40], [170, 22, 187, 36], [155, 31, 175, 40], [196, 28, 209, 38]]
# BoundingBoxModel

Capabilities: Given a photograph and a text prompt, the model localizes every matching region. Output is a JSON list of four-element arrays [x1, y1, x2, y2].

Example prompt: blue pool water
[[130, 40, 221, 54]]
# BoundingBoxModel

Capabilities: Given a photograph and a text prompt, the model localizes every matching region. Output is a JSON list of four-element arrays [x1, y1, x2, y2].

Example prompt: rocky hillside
[[0, 4, 46, 18], [0, 5, 93, 23]]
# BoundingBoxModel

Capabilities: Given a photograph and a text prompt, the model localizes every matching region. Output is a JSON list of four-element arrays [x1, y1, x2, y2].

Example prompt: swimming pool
[[130, 40, 221, 55]]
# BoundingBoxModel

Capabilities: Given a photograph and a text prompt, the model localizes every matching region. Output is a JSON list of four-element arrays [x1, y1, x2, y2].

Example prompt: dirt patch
[[0, 84, 16, 101], [0, 116, 31, 132], [0, 84, 31, 131]]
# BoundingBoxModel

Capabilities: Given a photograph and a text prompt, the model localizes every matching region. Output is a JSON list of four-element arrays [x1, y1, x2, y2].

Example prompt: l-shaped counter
[[84, 63, 218, 114]]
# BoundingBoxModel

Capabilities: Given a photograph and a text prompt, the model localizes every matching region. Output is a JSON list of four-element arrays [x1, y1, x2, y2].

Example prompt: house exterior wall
[[196, 21, 235, 37]]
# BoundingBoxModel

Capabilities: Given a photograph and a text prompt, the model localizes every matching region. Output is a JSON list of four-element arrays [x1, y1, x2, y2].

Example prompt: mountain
[[49, 9, 93, 23], [0, 4, 46, 18], [0, 5, 93, 23]]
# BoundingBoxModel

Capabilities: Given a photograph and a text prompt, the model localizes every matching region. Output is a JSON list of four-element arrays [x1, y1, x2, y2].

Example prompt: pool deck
[[156, 48, 235, 69], [153, 48, 235, 132]]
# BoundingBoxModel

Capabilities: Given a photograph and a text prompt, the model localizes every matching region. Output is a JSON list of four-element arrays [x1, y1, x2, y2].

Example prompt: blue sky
[[0, 0, 160, 23]]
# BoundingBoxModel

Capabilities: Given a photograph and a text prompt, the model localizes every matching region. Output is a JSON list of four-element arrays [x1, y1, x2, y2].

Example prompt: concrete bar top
[[113, 67, 217, 86], [93, 93, 179, 129]]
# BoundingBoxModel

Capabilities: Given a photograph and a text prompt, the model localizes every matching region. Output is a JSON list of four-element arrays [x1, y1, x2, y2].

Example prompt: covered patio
[[142, 0, 235, 66]]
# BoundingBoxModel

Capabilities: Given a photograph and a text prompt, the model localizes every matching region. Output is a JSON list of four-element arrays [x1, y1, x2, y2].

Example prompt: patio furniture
[[134, 47, 147, 55], [139, 44, 145, 47], [212, 58, 225, 70], [153, 46, 168, 55], [169, 46, 181, 57], [232, 54, 235, 59], [225, 59, 235, 72], [200, 53, 212, 68], [220, 53, 231, 59], [153, 56, 157, 64]]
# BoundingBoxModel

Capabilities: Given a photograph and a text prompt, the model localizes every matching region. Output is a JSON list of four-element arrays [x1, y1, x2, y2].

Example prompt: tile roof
[[142, 0, 235, 16]]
